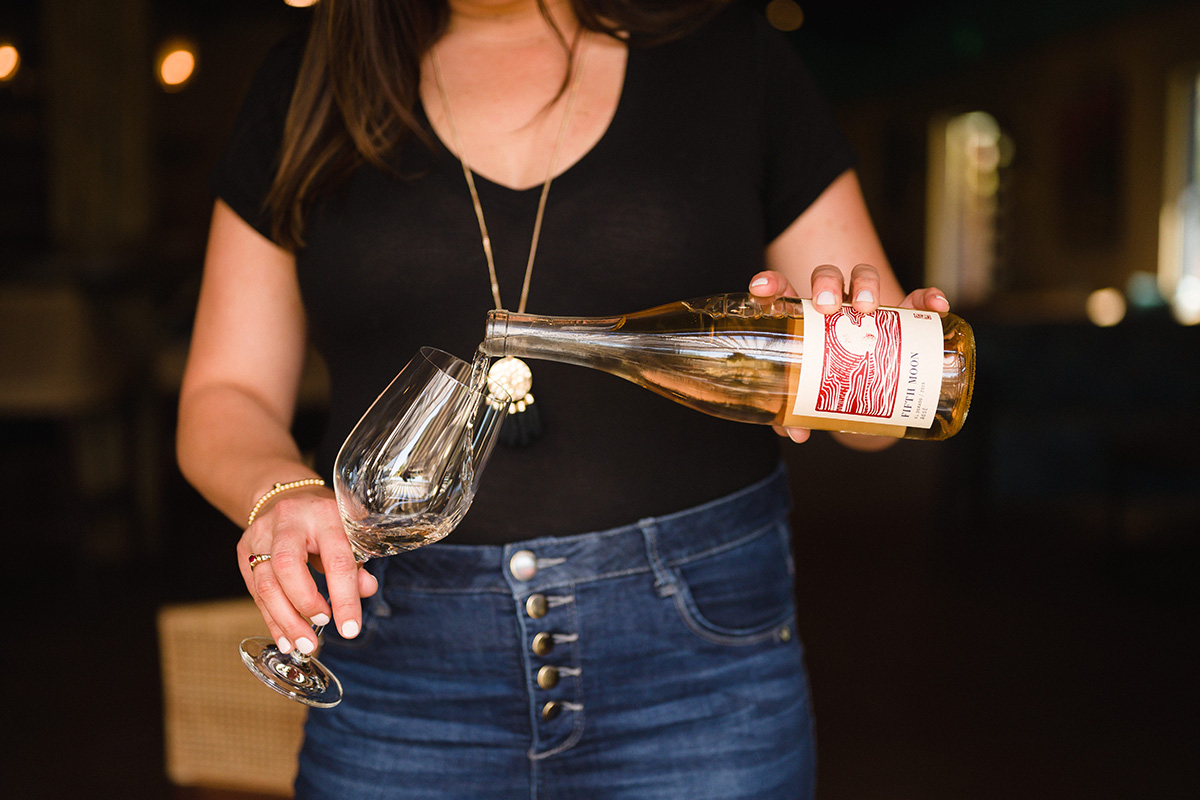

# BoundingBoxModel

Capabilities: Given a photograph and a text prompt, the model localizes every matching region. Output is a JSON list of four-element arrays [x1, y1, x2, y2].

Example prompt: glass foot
[[239, 636, 343, 708]]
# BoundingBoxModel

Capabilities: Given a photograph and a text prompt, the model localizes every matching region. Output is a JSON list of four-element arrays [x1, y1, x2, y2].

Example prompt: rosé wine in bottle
[[480, 293, 975, 440]]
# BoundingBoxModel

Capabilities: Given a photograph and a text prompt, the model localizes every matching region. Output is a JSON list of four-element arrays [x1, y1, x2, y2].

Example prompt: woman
[[177, 1, 949, 797]]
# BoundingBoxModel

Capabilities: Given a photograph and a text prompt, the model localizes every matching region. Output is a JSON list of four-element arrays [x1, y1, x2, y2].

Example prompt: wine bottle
[[480, 293, 975, 440]]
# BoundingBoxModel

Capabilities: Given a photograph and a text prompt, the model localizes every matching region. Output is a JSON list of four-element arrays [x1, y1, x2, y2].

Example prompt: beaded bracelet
[[246, 478, 326, 528]]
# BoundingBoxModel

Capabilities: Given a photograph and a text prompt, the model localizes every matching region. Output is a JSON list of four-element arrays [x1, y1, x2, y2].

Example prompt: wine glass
[[239, 347, 509, 707]]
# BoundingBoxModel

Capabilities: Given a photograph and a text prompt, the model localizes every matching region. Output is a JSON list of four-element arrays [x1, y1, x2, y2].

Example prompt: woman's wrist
[[241, 459, 325, 525], [246, 477, 327, 527]]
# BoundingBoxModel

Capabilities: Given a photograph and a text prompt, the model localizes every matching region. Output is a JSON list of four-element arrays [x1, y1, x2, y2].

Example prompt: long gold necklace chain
[[430, 31, 590, 445], [430, 31, 590, 315]]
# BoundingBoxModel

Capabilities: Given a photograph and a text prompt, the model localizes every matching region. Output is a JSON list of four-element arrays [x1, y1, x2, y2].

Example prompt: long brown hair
[[265, 0, 733, 249]]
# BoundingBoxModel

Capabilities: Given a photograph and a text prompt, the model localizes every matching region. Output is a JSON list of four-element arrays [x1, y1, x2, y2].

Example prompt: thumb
[[748, 270, 796, 300]]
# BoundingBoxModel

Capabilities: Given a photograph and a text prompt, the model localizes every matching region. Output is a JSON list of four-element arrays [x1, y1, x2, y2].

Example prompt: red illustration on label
[[815, 307, 901, 418]]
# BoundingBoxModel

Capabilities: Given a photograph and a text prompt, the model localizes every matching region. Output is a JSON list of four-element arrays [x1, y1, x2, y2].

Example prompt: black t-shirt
[[210, 5, 856, 544]]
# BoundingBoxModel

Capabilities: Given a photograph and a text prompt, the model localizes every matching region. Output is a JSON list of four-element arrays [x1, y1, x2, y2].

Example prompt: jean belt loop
[[638, 518, 678, 598]]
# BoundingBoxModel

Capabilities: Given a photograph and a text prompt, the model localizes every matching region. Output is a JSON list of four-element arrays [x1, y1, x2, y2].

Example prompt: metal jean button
[[525, 593, 548, 619], [541, 700, 562, 721], [537, 665, 559, 689], [509, 550, 537, 581], [531, 632, 554, 656]]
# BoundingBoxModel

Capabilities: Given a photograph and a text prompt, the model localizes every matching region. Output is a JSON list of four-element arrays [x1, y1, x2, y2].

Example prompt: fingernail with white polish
[[341, 620, 360, 638], [277, 637, 292, 654], [750, 277, 770, 289], [815, 291, 836, 306], [310, 613, 330, 627], [854, 290, 875, 303], [296, 637, 315, 655]]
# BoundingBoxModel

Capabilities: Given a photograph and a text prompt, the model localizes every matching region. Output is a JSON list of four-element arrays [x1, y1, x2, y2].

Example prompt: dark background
[[1, 0, 1197, 798]]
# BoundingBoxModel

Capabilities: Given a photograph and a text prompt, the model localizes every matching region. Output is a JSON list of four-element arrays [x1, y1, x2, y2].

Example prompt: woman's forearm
[[177, 382, 319, 527]]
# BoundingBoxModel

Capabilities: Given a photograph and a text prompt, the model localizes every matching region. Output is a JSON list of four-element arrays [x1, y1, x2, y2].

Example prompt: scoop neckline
[[419, 42, 633, 196]]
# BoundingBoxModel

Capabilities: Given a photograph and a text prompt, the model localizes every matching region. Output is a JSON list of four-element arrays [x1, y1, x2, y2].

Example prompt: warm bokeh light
[[964, 111, 1003, 198], [927, 110, 1006, 308], [1172, 274, 1200, 325], [0, 43, 19, 83], [1086, 287, 1126, 327], [284, 0, 320, 7], [157, 43, 196, 91], [765, 0, 804, 32]]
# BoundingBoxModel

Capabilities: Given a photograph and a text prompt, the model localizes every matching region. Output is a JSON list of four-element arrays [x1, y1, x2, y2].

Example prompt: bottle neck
[[482, 309, 624, 364]]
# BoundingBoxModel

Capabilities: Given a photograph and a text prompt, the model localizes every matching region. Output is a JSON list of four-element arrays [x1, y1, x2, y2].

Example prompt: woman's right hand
[[236, 486, 378, 655]]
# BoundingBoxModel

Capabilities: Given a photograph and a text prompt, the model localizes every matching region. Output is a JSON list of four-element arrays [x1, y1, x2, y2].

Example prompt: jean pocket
[[667, 520, 796, 647]]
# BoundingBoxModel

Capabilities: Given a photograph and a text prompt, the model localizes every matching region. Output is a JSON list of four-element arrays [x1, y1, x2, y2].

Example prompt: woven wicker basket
[[157, 598, 307, 795]]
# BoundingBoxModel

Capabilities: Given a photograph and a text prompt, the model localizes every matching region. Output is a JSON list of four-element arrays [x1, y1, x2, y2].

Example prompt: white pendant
[[487, 356, 534, 412]]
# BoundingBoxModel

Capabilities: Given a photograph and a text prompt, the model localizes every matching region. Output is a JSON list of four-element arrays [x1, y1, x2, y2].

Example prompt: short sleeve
[[755, 20, 857, 241], [208, 32, 306, 243]]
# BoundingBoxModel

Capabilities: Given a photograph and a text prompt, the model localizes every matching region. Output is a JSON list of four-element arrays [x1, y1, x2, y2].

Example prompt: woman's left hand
[[747, 266, 949, 446]]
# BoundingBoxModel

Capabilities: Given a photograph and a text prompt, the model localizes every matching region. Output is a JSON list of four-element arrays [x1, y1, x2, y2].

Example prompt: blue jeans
[[296, 464, 815, 799]]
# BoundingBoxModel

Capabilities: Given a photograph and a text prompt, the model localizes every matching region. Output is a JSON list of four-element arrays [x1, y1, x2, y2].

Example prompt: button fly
[[541, 701, 562, 721], [509, 550, 537, 581], [525, 594, 548, 619], [531, 632, 554, 656]]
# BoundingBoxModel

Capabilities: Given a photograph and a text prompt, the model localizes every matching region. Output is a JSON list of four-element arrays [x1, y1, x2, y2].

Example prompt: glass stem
[[286, 623, 325, 665]]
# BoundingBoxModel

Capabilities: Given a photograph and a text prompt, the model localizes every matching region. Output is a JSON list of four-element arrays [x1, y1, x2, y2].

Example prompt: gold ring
[[248, 553, 272, 570]]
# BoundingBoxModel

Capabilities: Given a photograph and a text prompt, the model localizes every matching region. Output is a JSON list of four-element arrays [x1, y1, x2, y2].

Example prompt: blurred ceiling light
[[284, 0, 319, 7], [1172, 274, 1200, 325], [157, 41, 197, 91], [765, 0, 804, 32], [0, 43, 19, 83], [1086, 287, 1126, 327]]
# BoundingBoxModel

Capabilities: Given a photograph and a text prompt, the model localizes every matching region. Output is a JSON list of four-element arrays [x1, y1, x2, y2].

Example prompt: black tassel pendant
[[488, 356, 542, 448], [498, 397, 542, 447]]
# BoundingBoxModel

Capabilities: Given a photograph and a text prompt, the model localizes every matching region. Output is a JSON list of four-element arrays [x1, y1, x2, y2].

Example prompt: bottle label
[[786, 300, 943, 430]]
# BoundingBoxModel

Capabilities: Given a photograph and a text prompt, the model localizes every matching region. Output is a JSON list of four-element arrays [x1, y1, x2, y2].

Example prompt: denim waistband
[[374, 462, 792, 596]]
